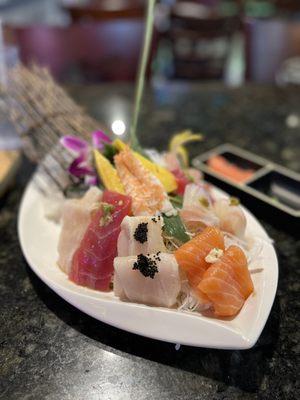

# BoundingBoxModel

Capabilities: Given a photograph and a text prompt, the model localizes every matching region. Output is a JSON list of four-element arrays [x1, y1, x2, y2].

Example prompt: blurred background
[[1, 0, 300, 86]]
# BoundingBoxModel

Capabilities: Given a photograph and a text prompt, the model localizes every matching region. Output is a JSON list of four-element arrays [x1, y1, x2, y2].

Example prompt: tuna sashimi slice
[[69, 190, 131, 291], [198, 245, 254, 317], [57, 187, 102, 275]]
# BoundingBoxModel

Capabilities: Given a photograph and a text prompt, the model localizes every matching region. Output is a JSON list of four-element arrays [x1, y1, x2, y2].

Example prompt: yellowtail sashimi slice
[[114, 253, 181, 308], [117, 215, 166, 256]]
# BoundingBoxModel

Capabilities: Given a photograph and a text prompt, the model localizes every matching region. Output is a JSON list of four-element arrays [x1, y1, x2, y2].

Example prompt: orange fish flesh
[[174, 226, 225, 291], [114, 147, 173, 216], [198, 245, 254, 317]]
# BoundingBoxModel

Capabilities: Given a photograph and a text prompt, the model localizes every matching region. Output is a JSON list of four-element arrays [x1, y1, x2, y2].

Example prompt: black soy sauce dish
[[192, 144, 300, 233]]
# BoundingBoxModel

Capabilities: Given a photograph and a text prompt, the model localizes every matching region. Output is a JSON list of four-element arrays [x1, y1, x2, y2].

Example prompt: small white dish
[[18, 180, 278, 349]]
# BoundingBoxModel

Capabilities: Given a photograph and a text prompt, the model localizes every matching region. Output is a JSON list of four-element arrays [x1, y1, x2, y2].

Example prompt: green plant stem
[[130, 0, 156, 151]]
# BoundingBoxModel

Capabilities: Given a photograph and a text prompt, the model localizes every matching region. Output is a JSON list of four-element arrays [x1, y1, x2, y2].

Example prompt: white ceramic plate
[[18, 180, 278, 349]]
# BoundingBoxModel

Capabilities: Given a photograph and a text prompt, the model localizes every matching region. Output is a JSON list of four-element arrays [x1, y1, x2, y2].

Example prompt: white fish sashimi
[[117, 215, 167, 257], [180, 206, 219, 231], [180, 183, 219, 233], [57, 186, 102, 274], [213, 198, 246, 238], [183, 183, 213, 208], [113, 274, 123, 297], [181, 184, 247, 239], [43, 192, 65, 223], [114, 253, 181, 308]]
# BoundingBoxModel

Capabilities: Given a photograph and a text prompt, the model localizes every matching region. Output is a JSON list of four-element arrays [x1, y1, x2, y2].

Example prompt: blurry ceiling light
[[286, 114, 300, 129], [111, 120, 126, 136]]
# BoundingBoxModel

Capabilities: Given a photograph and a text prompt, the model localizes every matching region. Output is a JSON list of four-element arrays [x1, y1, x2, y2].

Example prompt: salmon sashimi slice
[[207, 155, 254, 184], [114, 147, 174, 216], [198, 245, 254, 317], [69, 191, 131, 291], [174, 226, 225, 292]]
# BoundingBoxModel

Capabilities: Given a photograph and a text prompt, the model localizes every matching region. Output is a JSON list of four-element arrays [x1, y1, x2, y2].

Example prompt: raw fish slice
[[213, 198, 246, 238], [57, 187, 102, 274], [113, 273, 123, 297], [182, 183, 213, 209], [116, 215, 167, 298], [174, 226, 225, 290], [117, 215, 166, 257], [217, 245, 253, 298], [43, 192, 65, 223], [180, 183, 219, 233], [69, 191, 131, 291], [180, 206, 219, 234], [207, 155, 254, 183], [198, 245, 254, 316], [114, 253, 181, 308], [114, 147, 174, 216]]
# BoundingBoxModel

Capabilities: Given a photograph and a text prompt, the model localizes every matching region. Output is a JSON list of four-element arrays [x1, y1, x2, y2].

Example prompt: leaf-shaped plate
[[18, 181, 278, 349]]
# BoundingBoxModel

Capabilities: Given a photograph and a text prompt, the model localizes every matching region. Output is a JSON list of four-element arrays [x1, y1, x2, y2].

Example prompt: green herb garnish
[[229, 197, 240, 206], [199, 197, 209, 208], [169, 195, 183, 208], [102, 143, 119, 164], [99, 203, 115, 226], [186, 173, 195, 183], [163, 214, 189, 244]]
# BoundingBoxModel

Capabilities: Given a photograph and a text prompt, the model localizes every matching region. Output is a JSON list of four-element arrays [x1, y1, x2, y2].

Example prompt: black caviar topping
[[133, 254, 159, 279], [153, 251, 161, 262], [133, 222, 148, 243], [151, 216, 161, 223]]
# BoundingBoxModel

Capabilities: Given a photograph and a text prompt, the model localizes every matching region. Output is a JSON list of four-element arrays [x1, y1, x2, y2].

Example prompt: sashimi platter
[[18, 130, 278, 349]]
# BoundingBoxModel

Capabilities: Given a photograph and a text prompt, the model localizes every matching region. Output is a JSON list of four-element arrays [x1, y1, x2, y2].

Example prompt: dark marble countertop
[[0, 83, 299, 400]]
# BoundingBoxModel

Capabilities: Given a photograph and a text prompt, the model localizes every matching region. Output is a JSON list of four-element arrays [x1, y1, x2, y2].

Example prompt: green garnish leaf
[[169, 194, 183, 208], [229, 197, 240, 206], [102, 203, 114, 214], [199, 197, 209, 208], [99, 202, 115, 226], [163, 214, 189, 244], [186, 173, 195, 183], [102, 143, 119, 164]]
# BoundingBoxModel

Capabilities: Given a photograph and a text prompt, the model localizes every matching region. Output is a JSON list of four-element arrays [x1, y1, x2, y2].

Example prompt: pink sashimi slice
[[69, 190, 131, 291], [57, 187, 102, 275]]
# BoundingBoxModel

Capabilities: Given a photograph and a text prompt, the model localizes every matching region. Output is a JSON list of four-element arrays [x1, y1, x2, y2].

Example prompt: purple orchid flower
[[60, 132, 111, 186], [60, 135, 89, 154], [92, 130, 111, 150], [84, 175, 98, 186], [68, 153, 94, 178]]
